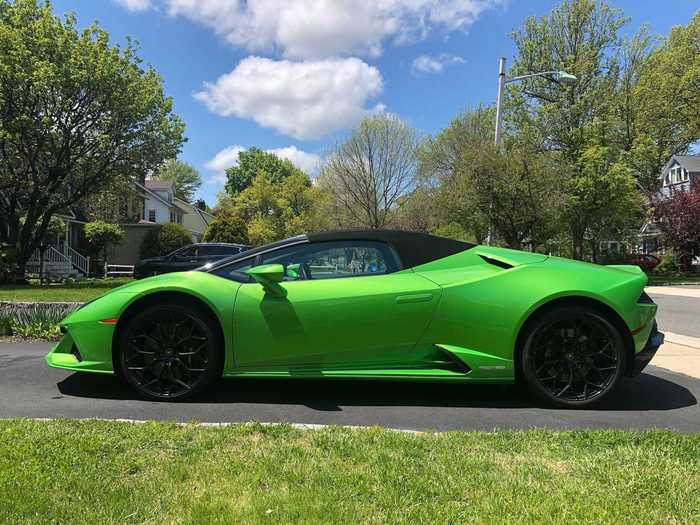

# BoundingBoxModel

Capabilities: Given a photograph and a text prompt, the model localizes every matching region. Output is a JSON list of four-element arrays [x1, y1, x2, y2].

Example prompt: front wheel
[[520, 306, 626, 408], [116, 303, 223, 401]]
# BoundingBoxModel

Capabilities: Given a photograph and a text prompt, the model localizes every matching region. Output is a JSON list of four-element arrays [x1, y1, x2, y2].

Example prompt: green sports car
[[46, 230, 664, 408]]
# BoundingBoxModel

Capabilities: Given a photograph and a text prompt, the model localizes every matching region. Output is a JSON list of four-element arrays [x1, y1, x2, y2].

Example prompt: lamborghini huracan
[[46, 230, 664, 408]]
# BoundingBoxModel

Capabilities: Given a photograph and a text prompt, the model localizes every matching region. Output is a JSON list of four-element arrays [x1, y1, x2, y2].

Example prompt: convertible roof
[[307, 229, 475, 268], [205, 230, 475, 272]]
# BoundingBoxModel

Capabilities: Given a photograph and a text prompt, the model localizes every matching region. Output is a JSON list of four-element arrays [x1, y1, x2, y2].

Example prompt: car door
[[232, 240, 441, 370]]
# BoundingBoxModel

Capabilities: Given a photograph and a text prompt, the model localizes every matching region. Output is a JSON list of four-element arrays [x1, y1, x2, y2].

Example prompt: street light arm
[[505, 71, 560, 83]]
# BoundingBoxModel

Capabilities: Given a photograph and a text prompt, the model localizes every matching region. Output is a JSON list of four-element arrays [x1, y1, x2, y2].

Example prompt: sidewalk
[[652, 332, 700, 379]]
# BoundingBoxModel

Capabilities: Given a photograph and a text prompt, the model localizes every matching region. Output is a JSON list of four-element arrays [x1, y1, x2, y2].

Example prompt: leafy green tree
[[84, 221, 125, 269], [418, 107, 494, 243], [509, 0, 626, 160], [508, 0, 643, 257], [0, 0, 185, 280], [203, 211, 249, 244], [153, 159, 202, 203], [139, 224, 192, 259], [632, 11, 700, 191], [565, 145, 646, 261], [225, 147, 305, 195]]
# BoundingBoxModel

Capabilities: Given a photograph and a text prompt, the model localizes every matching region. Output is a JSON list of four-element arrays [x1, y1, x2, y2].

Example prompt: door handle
[[396, 293, 433, 304]]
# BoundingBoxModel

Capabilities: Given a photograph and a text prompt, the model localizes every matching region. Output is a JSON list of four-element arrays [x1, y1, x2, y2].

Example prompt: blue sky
[[52, 0, 699, 205]]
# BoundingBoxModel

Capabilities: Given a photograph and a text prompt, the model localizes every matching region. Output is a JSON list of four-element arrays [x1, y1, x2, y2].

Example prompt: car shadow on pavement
[[57, 368, 697, 412]]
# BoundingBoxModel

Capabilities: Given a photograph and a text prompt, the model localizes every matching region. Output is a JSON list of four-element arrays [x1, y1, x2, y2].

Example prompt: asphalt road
[[651, 293, 700, 338], [0, 341, 698, 432]]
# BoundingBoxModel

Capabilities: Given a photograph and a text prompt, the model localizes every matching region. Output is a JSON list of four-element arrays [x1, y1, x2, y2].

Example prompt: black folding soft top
[[307, 229, 475, 269], [206, 229, 475, 272]]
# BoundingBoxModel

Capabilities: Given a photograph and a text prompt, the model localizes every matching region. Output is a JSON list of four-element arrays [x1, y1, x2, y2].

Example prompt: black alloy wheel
[[521, 306, 626, 408], [117, 304, 222, 400]]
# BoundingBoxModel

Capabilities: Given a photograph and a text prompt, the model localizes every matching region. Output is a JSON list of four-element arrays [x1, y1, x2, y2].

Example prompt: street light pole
[[494, 57, 507, 146]]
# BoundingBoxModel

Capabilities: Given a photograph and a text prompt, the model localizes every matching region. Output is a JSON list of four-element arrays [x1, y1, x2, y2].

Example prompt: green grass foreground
[[648, 274, 700, 286], [0, 420, 698, 524], [0, 278, 132, 303]]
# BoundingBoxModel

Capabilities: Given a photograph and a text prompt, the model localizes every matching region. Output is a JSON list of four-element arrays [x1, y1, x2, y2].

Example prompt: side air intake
[[478, 254, 514, 270]]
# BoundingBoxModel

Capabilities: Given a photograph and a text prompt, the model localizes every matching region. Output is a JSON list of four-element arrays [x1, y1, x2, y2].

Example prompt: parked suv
[[134, 243, 249, 279]]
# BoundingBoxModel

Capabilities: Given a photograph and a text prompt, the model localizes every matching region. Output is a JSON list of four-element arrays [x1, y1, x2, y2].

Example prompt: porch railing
[[28, 243, 90, 276]]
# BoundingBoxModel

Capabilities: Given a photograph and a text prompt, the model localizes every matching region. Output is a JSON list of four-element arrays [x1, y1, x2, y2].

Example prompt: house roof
[[145, 179, 175, 191], [661, 155, 700, 177]]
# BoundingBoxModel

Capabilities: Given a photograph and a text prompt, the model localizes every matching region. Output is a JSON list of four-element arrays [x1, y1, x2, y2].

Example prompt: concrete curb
[[11, 417, 425, 435]]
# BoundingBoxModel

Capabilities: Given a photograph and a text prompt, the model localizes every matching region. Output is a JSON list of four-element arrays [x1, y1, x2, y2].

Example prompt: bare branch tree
[[322, 114, 418, 229]]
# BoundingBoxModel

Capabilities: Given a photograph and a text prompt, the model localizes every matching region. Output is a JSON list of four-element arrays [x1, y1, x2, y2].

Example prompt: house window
[[666, 166, 688, 186], [148, 209, 156, 222], [170, 211, 175, 223]]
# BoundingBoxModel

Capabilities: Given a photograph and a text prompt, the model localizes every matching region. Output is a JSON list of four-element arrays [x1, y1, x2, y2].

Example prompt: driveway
[[0, 341, 697, 432]]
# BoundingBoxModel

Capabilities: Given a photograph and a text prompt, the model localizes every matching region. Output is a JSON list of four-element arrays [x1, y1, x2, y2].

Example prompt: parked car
[[625, 253, 660, 272], [133, 243, 249, 279], [48, 229, 663, 408]]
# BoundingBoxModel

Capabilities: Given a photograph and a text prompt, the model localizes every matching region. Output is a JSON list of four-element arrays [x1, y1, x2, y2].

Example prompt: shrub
[[0, 242, 18, 283], [653, 253, 682, 275], [0, 302, 79, 340], [85, 221, 125, 263], [139, 223, 192, 259], [203, 210, 249, 244]]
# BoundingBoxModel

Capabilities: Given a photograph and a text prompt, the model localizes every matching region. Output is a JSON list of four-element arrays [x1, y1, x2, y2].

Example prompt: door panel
[[232, 271, 441, 369]]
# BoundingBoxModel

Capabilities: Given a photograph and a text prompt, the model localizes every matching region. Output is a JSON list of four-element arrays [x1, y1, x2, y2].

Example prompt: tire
[[116, 303, 223, 401], [520, 306, 626, 409]]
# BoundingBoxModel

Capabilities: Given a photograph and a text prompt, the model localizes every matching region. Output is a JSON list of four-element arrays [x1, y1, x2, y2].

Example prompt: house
[[659, 155, 700, 197], [636, 154, 700, 254], [28, 178, 213, 277], [106, 179, 212, 265]]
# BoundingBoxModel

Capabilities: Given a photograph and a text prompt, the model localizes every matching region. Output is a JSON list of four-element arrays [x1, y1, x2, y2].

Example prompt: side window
[[260, 241, 397, 281], [173, 246, 196, 258], [213, 257, 256, 282]]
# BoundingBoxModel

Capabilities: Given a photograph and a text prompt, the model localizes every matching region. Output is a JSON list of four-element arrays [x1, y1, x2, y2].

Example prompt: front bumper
[[630, 324, 664, 376]]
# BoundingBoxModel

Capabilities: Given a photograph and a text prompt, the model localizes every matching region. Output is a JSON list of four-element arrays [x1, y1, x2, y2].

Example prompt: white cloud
[[204, 145, 246, 184], [194, 56, 383, 140], [411, 54, 465, 75], [125, 0, 502, 59], [205, 145, 322, 185], [267, 146, 322, 174], [114, 0, 152, 12]]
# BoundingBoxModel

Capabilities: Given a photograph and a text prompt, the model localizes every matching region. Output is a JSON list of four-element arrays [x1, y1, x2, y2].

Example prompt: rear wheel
[[116, 303, 223, 401], [520, 306, 626, 408]]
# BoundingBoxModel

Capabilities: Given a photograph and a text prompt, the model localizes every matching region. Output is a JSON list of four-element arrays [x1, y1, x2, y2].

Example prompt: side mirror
[[247, 264, 287, 298]]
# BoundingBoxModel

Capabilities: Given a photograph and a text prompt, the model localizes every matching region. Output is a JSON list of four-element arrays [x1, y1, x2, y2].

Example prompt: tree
[[631, 11, 700, 192], [565, 145, 646, 261], [84, 221, 125, 270], [139, 224, 192, 259], [466, 146, 565, 250], [418, 107, 495, 243], [225, 147, 305, 195], [0, 0, 185, 281], [654, 185, 700, 271], [195, 199, 208, 211], [203, 211, 249, 244], [322, 114, 419, 229], [508, 0, 638, 257], [20, 215, 64, 284], [153, 159, 202, 203]]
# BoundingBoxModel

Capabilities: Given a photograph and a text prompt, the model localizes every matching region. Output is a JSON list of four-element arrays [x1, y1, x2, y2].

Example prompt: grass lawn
[[0, 278, 132, 302], [0, 420, 698, 524], [648, 274, 700, 286]]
